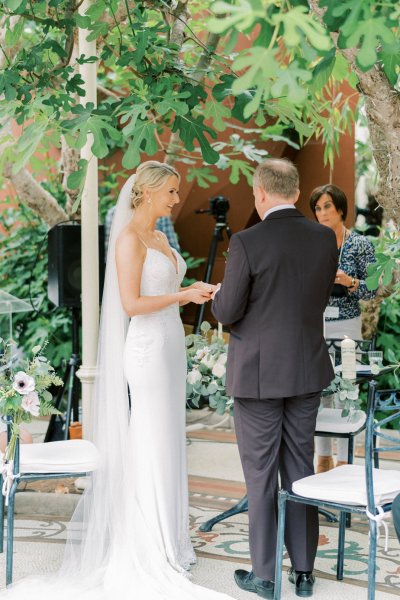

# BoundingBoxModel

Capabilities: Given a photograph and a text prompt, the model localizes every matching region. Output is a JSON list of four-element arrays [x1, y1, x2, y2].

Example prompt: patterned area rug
[[2, 422, 399, 596], [189, 478, 400, 596], [2, 480, 400, 596]]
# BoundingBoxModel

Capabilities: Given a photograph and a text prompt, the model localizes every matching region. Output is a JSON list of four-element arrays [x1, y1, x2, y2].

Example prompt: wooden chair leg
[[6, 481, 18, 586], [337, 511, 346, 580], [274, 491, 287, 600], [367, 519, 377, 600]]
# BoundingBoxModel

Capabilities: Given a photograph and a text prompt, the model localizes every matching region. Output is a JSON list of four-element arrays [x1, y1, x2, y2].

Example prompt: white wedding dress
[[123, 243, 196, 573], [2, 177, 234, 600]]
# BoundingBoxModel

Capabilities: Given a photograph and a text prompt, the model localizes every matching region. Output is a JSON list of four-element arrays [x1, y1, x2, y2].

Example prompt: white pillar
[[76, 1, 98, 440]]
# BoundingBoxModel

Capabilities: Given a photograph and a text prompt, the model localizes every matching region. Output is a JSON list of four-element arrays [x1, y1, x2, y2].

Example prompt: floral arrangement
[[0, 341, 62, 463], [321, 375, 360, 417], [186, 324, 400, 420], [186, 322, 233, 415]]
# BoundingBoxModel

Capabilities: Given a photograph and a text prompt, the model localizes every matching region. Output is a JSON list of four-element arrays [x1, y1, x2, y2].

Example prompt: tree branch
[[308, 0, 400, 226], [10, 168, 69, 226], [61, 135, 81, 218]]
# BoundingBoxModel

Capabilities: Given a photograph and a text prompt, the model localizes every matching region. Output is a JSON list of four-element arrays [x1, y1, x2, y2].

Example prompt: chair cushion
[[20, 440, 100, 474], [315, 408, 366, 434], [293, 464, 400, 506]]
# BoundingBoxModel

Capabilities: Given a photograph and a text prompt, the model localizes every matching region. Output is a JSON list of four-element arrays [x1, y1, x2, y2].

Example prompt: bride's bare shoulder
[[116, 224, 145, 257]]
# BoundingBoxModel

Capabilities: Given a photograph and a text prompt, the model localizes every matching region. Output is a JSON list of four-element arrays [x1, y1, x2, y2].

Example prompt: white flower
[[21, 391, 40, 416], [195, 347, 209, 360], [216, 353, 227, 365], [187, 369, 202, 385], [370, 364, 380, 375], [212, 363, 226, 378], [201, 354, 216, 369], [12, 371, 35, 395]]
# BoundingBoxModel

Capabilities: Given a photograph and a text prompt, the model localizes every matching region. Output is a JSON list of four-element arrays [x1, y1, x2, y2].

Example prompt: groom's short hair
[[254, 158, 299, 199]]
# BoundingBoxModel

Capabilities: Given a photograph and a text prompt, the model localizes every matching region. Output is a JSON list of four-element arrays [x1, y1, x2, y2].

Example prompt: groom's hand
[[184, 288, 213, 305], [192, 281, 218, 294]]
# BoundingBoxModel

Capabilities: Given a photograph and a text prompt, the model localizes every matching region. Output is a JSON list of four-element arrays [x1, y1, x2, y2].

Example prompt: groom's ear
[[255, 185, 267, 205], [292, 190, 300, 204]]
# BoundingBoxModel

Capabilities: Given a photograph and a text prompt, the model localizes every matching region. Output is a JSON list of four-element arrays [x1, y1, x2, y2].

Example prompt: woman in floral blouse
[[309, 184, 376, 473]]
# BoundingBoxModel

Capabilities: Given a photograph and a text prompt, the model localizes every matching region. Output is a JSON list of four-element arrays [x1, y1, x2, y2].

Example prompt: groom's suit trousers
[[234, 392, 321, 581]]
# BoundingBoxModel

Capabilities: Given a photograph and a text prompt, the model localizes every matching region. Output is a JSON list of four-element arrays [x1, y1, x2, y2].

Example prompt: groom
[[212, 158, 337, 599]]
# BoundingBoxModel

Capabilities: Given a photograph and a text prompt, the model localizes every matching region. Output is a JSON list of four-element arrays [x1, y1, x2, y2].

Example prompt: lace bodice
[[140, 248, 186, 295], [131, 247, 187, 322]]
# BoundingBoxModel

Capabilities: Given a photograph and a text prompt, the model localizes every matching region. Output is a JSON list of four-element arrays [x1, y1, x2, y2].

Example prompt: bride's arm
[[116, 231, 210, 316]]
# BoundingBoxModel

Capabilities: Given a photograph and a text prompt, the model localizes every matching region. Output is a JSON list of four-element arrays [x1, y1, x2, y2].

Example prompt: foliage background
[[0, 0, 398, 374]]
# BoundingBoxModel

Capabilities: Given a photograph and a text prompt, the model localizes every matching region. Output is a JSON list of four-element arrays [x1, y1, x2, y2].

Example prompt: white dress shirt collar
[[263, 204, 295, 221]]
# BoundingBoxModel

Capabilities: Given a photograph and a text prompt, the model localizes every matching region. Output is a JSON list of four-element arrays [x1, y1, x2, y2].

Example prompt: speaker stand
[[44, 307, 81, 442]]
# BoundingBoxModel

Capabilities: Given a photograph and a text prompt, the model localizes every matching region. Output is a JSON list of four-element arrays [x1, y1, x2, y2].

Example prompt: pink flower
[[12, 371, 35, 395], [21, 391, 40, 416]]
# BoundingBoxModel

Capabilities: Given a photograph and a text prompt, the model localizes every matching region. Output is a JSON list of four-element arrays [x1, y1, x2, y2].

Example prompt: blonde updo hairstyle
[[131, 161, 180, 209]]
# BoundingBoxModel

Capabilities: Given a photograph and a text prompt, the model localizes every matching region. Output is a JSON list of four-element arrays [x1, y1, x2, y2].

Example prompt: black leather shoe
[[288, 567, 315, 597], [234, 569, 274, 599]]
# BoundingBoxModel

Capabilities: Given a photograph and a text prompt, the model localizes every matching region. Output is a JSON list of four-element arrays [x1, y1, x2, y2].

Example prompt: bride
[[116, 160, 213, 573], [2, 161, 235, 600]]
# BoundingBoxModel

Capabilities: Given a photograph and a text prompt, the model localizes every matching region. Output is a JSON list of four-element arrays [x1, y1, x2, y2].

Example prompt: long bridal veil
[[62, 173, 135, 578], [2, 174, 234, 600]]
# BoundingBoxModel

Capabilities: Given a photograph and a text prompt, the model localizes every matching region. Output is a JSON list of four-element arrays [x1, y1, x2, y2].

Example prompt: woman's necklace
[[134, 226, 162, 244]]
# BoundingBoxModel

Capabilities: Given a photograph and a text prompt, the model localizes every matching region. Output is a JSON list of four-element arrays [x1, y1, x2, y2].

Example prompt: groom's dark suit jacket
[[212, 208, 338, 399]]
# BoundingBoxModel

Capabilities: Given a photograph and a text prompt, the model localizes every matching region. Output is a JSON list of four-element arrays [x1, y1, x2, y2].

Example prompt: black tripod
[[194, 196, 232, 334], [44, 307, 81, 442]]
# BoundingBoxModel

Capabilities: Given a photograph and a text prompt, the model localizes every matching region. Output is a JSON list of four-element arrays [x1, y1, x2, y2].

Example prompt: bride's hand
[[182, 288, 212, 305], [191, 281, 218, 294]]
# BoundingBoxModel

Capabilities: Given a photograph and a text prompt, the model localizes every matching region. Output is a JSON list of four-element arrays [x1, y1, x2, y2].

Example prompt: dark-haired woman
[[309, 184, 376, 473]]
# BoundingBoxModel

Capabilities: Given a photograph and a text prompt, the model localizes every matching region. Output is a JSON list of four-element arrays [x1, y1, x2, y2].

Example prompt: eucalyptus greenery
[[321, 375, 361, 418], [185, 321, 232, 415]]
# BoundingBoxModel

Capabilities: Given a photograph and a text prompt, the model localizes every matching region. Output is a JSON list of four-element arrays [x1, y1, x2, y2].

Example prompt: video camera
[[195, 196, 230, 221]]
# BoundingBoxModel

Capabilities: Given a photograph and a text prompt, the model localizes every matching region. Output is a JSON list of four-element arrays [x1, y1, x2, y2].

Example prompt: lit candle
[[218, 322, 223, 339], [341, 336, 356, 379]]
